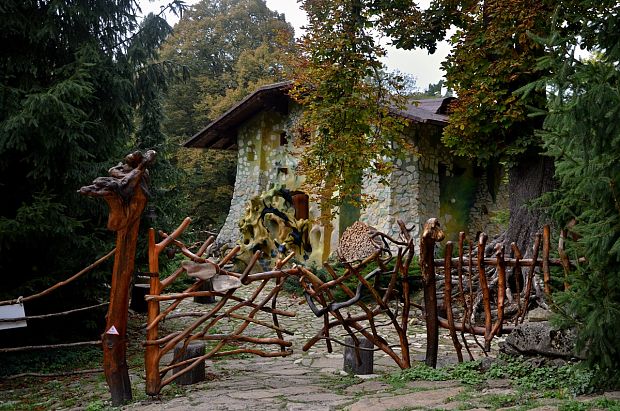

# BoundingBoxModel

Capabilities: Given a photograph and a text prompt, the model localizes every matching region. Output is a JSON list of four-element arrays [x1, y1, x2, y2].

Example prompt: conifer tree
[[0, 0, 184, 334], [534, 0, 620, 378]]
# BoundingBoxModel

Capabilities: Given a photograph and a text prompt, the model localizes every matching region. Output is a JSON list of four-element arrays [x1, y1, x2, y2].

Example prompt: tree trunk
[[506, 152, 555, 256]]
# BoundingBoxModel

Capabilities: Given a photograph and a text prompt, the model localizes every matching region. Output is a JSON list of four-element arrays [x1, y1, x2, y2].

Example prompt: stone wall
[[360, 125, 444, 247], [215, 108, 302, 249]]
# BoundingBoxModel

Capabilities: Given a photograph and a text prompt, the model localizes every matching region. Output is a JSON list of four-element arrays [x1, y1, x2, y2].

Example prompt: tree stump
[[343, 337, 374, 375], [130, 284, 149, 313], [173, 341, 206, 385], [194, 279, 216, 304]]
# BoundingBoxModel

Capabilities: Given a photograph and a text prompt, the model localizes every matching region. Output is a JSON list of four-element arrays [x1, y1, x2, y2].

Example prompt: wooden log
[[558, 229, 571, 290], [3, 368, 103, 380], [145, 228, 162, 396], [458, 232, 475, 361], [477, 234, 492, 351], [172, 341, 206, 385], [432, 257, 583, 267], [542, 225, 551, 295], [488, 245, 506, 346], [521, 233, 541, 324], [0, 249, 115, 306], [0, 302, 108, 322], [79, 150, 156, 406], [130, 283, 149, 313], [443, 242, 463, 362], [420, 218, 445, 368], [511, 242, 523, 326], [438, 317, 515, 335], [399, 243, 414, 368], [0, 340, 101, 353], [193, 279, 216, 304], [343, 337, 374, 375]]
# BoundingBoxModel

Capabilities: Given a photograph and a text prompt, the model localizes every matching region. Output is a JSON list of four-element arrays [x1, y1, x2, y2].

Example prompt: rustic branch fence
[[426, 223, 581, 365], [2, 176, 581, 406], [140, 215, 581, 395], [144, 217, 301, 395], [0, 249, 115, 354]]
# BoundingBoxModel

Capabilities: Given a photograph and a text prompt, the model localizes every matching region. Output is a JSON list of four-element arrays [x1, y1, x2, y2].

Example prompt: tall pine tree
[[533, 0, 620, 378], [0, 0, 184, 339]]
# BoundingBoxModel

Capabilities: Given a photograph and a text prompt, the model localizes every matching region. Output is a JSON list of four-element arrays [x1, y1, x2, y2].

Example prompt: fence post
[[79, 150, 156, 406], [420, 218, 445, 368], [145, 228, 163, 395]]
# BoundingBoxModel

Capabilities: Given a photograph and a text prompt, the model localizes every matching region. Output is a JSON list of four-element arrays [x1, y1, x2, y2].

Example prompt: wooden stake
[[542, 225, 551, 295], [521, 233, 542, 324], [477, 233, 492, 351], [444, 241, 463, 362], [488, 244, 506, 346], [420, 218, 445, 368]]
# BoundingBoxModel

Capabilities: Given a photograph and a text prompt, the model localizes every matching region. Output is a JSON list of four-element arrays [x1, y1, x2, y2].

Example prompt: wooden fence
[[142, 216, 580, 394], [425, 224, 580, 364]]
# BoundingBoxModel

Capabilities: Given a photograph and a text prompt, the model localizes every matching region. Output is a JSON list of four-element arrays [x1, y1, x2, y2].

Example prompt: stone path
[[122, 286, 617, 410]]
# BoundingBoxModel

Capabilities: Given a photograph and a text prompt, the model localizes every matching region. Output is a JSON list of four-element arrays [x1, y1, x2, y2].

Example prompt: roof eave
[[183, 81, 293, 149]]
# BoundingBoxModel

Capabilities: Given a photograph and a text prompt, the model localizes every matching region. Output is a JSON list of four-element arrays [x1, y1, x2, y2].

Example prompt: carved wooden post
[[79, 150, 156, 406], [420, 218, 445, 368]]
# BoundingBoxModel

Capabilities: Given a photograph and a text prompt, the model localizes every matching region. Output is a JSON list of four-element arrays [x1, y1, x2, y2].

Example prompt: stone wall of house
[[215, 105, 507, 259], [360, 126, 443, 247], [215, 109, 300, 249]]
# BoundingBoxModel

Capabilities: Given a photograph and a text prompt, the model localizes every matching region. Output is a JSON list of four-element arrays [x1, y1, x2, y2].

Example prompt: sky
[[140, 0, 451, 90]]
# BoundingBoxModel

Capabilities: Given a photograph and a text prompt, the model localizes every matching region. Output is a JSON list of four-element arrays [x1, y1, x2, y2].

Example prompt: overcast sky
[[140, 0, 450, 90]]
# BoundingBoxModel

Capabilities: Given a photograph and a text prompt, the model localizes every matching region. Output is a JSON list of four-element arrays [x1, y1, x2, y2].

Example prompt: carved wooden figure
[[79, 150, 156, 406]]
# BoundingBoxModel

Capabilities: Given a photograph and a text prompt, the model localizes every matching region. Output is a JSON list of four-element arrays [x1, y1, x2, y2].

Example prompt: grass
[[383, 354, 616, 409], [486, 355, 598, 396], [318, 373, 361, 394], [559, 397, 620, 411], [384, 361, 485, 390], [0, 345, 102, 378]]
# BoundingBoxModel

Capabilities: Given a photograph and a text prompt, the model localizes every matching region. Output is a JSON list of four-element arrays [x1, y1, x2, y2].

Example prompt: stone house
[[184, 81, 506, 263]]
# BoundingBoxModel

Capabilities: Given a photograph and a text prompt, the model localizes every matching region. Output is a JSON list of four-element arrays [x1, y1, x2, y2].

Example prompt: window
[[279, 132, 288, 146]]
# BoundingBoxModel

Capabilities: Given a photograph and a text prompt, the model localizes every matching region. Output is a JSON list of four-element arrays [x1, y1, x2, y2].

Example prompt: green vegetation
[[293, 0, 620, 380], [528, 0, 620, 378], [0, 0, 186, 342], [290, 1, 410, 216], [319, 373, 361, 394], [384, 361, 484, 390], [0, 346, 102, 378], [486, 357, 597, 396], [1, 0, 618, 397], [559, 398, 620, 411], [385, 356, 603, 397]]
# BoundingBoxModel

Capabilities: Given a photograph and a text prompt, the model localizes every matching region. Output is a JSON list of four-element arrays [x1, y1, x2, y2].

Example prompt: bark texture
[[506, 153, 555, 256]]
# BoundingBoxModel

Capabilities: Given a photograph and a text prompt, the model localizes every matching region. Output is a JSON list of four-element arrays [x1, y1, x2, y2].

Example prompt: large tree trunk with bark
[[506, 152, 556, 256]]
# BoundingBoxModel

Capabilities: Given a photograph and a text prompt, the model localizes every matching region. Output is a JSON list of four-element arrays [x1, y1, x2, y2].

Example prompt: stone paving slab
[[347, 386, 464, 411]]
